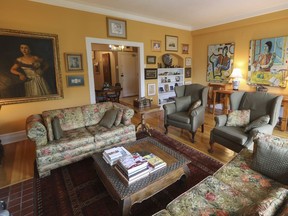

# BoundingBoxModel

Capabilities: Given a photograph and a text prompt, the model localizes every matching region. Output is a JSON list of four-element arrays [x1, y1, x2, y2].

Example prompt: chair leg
[[191, 132, 196, 143], [164, 124, 168, 134], [201, 124, 204, 133], [208, 140, 214, 153]]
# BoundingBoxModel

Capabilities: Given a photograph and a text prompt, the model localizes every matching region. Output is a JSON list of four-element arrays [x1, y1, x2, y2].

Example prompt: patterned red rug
[[35, 130, 223, 216]]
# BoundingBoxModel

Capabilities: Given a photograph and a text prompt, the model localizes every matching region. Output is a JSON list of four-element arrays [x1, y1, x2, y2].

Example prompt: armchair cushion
[[168, 112, 190, 124], [188, 99, 201, 115], [252, 133, 288, 185], [243, 115, 270, 133], [226, 110, 250, 127], [99, 109, 118, 128], [175, 96, 192, 112]]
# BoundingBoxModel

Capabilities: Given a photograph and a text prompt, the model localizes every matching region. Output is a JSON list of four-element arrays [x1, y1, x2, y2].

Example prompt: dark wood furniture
[[95, 87, 122, 103], [207, 83, 230, 113], [92, 137, 191, 216]]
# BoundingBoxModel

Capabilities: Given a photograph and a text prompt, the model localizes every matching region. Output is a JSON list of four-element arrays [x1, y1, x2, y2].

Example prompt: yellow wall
[[0, 0, 192, 134], [192, 10, 288, 95]]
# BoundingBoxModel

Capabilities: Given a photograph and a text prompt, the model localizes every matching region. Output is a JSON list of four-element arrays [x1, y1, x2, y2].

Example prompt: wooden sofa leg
[[191, 132, 196, 143], [208, 141, 214, 153], [164, 124, 168, 134], [201, 124, 204, 133]]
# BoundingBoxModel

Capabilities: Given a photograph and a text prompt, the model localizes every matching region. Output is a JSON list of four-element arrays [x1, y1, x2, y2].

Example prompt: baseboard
[[0, 130, 26, 145]]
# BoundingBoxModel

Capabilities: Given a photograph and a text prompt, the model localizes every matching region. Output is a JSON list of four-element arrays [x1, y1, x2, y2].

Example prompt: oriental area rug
[[35, 130, 223, 216]]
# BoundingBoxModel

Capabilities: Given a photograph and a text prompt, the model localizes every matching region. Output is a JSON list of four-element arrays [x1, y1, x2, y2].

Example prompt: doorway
[[85, 38, 145, 104]]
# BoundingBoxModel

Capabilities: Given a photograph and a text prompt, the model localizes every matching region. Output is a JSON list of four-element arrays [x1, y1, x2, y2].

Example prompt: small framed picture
[[145, 68, 157, 79], [147, 83, 156, 96], [106, 17, 127, 38], [151, 40, 161, 52], [67, 75, 85, 87], [185, 57, 192, 67], [185, 68, 192, 78], [65, 53, 83, 72], [182, 44, 189, 54], [146, 56, 156, 64], [165, 35, 178, 52]]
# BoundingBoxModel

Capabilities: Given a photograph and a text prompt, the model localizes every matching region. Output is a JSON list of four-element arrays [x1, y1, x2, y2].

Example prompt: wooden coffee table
[[92, 137, 191, 215]]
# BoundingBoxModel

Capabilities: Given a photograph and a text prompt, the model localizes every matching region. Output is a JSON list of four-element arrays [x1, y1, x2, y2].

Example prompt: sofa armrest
[[26, 114, 48, 146], [113, 103, 135, 125], [214, 114, 228, 127]]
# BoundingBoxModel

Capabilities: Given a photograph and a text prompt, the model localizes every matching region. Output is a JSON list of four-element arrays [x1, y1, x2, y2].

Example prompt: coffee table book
[[114, 165, 150, 186], [118, 153, 148, 175], [103, 146, 131, 166]]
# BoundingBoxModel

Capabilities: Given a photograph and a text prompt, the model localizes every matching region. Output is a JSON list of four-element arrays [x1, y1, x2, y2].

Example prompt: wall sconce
[[230, 68, 242, 90]]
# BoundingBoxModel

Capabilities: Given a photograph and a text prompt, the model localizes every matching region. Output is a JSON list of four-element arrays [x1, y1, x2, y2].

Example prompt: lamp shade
[[230, 68, 242, 79]]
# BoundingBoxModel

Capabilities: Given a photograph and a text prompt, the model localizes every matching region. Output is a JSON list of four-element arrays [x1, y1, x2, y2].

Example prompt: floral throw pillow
[[188, 99, 201, 115], [226, 110, 250, 127], [114, 109, 124, 126]]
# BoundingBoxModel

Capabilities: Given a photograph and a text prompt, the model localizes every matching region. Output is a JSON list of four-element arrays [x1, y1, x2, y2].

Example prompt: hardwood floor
[[0, 99, 287, 189]]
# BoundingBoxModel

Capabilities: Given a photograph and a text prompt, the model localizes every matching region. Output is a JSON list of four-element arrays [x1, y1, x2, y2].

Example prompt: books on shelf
[[102, 146, 131, 166], [143, 153, 167, 173]]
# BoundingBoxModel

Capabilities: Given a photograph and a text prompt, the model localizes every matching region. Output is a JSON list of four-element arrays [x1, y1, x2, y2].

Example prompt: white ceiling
[[32, 0, 288, 30]]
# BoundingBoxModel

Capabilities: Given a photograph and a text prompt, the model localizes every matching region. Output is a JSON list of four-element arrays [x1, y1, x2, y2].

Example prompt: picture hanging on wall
[[207, 43, 235, 83], [185, 68, 191, 78], [248, 36, 288, 88], [0, 28, 63, 106]]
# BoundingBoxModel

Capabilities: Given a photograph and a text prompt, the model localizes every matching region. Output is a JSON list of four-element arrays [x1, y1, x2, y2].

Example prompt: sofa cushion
[[212, 126, 248, 145], [113, 103, 135, 126], [238, 187, 288, 216], [188, 99, 201, 115], [251, 133, 288, 185], [52, 117, 63, 140], [81, 102, 113, 126], [99, 109, 118, 128], [114, 109, 124, 126], [226, 109, 250, 127], [168, 112, 190, 124], [243, 115, 270, 133], [175, 96, 192, 112]]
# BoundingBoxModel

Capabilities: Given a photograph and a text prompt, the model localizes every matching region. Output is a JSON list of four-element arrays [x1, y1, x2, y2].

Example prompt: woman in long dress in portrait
[[10, 44, 51, 97]]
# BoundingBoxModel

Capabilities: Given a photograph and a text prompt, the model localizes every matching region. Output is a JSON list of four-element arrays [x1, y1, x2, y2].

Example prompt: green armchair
[[209, 91, 283, 153], [163, 84, 209, 143]]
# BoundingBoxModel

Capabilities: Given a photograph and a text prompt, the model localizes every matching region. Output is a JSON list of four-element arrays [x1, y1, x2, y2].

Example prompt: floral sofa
[[26, 102, 136, 178], [153, 133, 288, 216]]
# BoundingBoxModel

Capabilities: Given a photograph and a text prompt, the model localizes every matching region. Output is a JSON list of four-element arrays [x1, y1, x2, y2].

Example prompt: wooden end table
[[92, 137, 191, 215]]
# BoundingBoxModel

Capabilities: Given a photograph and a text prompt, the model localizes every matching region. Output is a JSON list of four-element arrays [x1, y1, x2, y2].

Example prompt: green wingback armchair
[[163, 84, 209, 143], [209, 91, 283, 153]]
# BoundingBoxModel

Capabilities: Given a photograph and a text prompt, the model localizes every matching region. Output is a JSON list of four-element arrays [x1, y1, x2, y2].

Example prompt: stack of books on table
[[102, 146, 131, 166], [115, 153, 150, 186], [143, 153, 167, 173]]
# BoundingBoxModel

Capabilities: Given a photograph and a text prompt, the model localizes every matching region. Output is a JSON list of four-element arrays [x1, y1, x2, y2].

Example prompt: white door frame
[[85, 37, 145, 104]]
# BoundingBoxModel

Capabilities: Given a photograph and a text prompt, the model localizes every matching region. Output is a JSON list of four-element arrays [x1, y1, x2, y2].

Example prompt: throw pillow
[[238, 188, 288, 216], [114, 109, 124, 126], [243, 115, 270, 133], [99, 109, 118, 128], [175, 96, 192, 112], [226, 110, 250, 127], [251, 133, 288, 185], [188, 99, 201, 115], [52, 116, 63, 140]]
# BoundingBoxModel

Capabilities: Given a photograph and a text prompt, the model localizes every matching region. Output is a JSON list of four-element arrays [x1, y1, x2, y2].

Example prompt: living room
[[0, 0, 288, 215]]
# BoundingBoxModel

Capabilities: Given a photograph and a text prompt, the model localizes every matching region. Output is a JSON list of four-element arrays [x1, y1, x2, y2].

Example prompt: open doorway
[[85, 38, 145, 104]]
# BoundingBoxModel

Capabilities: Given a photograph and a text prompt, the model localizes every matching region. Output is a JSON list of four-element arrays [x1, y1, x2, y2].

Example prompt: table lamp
[[230, 68, 242, 90]]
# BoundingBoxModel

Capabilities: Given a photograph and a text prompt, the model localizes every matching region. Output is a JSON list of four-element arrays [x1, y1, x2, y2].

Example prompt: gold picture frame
[[151, 40, 161, 52], [106, 17, 127, 38], [0, 28, 63, 106], [64, 53, 83, 72], [165, 35, 178, 52], [182, 44, 189, 54]]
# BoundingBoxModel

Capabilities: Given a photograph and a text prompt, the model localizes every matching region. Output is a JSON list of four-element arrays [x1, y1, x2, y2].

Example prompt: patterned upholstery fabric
[[26, 102, 136, 177]]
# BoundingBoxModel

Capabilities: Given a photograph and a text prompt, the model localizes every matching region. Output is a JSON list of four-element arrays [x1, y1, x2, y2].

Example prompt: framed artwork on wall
[[106, 17, 127, 38], [146, 56, 156, 64], [0, 28, 63, 106], [145, 68, 157, 79], [207, 43, 235, 83], [65, 53, 83, 72], [147, 83, 156, 96], [67, 75, 84, 87], [185, 57, 192, 67], [248, 36, 288, 87], [182, 44, 189, 54], [165, 35, 178, 52], [185, 68, 192, 78], [151, 40, 161, 51]]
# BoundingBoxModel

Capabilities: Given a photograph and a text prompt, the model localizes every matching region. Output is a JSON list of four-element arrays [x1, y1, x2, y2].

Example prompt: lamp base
[[232, 80, 240, 91]]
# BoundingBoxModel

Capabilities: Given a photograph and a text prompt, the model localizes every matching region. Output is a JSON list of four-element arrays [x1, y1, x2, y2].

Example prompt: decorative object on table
[[230, 68, 242, 90], [106, 17, 127, 38], [147, 83, 156, 96], [248, 36, 288, 88], [185, 57, 192, 67], [256, 84, 268, 92], [159, 87, 164, 93], [65, 53, 83, 72], [162, 54, 173, 68], [165, 35, 178, 51], [185, 68, 192, 78], [146, 55, 156, 64], [0, 28, 63, 106], [175, 76, 180, 82], [66, 75, 84, 87], [164, 84, 170, 92], [102, 82, 110, 90], [145, 68, 157, 79], [207, 43, 235, 83], [182, 44, 189, 54], [151, 40, 161, 52], [133, 97, 152, 108]]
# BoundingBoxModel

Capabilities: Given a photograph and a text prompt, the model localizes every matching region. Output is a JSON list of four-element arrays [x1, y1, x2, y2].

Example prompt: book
[[103, 147, 131, 166], [143, 153, 167, 173], [118, 153, 148, 175], [114, 165, 150, 186]]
